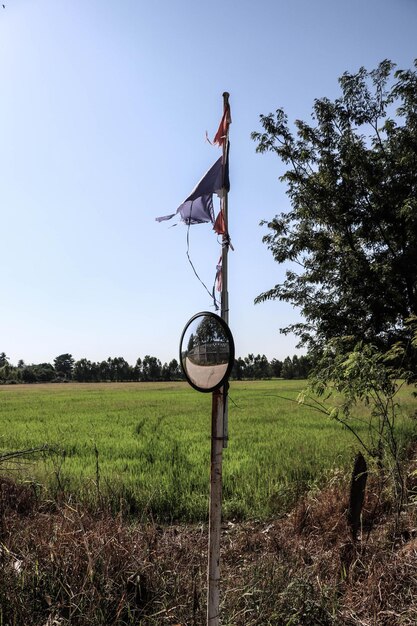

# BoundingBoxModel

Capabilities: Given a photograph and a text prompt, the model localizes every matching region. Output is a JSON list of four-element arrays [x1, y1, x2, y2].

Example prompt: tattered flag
[[213, 102, 231, 147], [156, 154, 229, 226], [213, 209, 226, 236]]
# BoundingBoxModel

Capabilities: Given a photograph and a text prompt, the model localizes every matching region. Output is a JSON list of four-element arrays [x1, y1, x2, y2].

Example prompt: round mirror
[[179, 312, 235, 392]]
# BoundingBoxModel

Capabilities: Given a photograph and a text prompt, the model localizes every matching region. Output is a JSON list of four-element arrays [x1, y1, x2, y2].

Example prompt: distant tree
[[161, 363, 169, 381], [99, 360, 111, 381], [18, 363, 54, 383], [291, 355, 301, 378], [231, 354, 307, 379], [252, 59, 417, 359], [34, 363, 55, 382], [141, 355, 162, 381], [21, 366, 37, 383], [232, 357, 246, 380], [195, 316, 227, 345], [187, 333, 195, 352], [253, 354, 271, 379], [0, 352, 9, 367], [244, 354, 255, 379], [270, 358, 283, 378], [110, 357, 131, 382], [0, 364, 10, 382], [74, 358, 94, 382], [167, 358, 181, 380], [133, 358, 142, 382], [297, 355, 312, 378], [281, 356, 294, 379], [53, 354, 74, 380]]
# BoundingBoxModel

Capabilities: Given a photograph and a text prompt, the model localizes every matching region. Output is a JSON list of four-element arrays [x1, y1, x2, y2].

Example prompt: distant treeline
[[232, 353, 311, 380], [0, 352, 311, 384]]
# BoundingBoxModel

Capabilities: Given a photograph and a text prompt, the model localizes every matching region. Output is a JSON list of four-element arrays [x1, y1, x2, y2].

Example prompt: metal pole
[[207, 92, 230, 626], [220, 91, 230, 329], [207, 387, 224, 625], [220, 92, 230, 449]]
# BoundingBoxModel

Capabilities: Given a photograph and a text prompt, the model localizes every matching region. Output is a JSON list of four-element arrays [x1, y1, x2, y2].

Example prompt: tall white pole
[[221, 93, 230, 450], [207, 92, 230, 626], [207, 387, 224, 626], [220, 92, 230, 327]]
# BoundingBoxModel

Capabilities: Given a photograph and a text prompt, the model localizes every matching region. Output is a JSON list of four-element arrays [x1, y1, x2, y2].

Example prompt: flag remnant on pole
[[155, 155, 229, 226], [213, 99, 231, 147], [155, 95, 232, 316]]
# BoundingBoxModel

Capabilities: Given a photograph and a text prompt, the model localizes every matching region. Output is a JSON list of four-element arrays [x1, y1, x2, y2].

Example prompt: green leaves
[[252, 59, 417, 358]]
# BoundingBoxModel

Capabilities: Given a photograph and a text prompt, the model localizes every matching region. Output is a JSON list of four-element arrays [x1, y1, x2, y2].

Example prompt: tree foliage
[[53, 353, 75, 380], [300, 323, 417, 511], [252, 59, 417, 355], [231, 353, 310, 380], [0, 352, 310, 384]]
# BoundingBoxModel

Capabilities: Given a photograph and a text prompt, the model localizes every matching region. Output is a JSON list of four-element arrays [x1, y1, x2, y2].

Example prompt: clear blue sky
[[1, 0, 416, 366]]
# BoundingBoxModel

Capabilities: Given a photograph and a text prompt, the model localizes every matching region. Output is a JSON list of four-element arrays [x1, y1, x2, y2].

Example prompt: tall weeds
[[1, 463, 417, 625]]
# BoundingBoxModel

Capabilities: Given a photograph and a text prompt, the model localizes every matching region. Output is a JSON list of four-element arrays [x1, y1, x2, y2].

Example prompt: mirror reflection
[[180, 313, 234, 392]]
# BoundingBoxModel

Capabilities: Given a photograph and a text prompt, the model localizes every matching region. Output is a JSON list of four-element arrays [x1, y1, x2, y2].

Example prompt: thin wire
[[186, 219, 220, 310], [227, 392, 240, 409]]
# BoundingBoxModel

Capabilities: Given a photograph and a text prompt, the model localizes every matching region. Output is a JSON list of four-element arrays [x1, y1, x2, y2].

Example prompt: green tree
[[34, 363, 55, 382], [302, 329, 417, 512], [232, 357, 246, 380], [74, 358, 94, 382], [141, 355, 162, 381], [133, 358, 142, 382], [167, 358, 181, 380], [21, 366, 37, 383], [297, 355, 311, 378], [110, 357, 131, 382], [281, 356, 294, 379], [53, 354, 74, 380], [0, 364, 10, 382], [252, 354, 271, 379], [0, 352, 9, 367], [244, 354, 255, 379], [195, 316, 227, 345], [270, 358, 283, 378], [99, 360, 111, 381], [252, 60, 417, 356]]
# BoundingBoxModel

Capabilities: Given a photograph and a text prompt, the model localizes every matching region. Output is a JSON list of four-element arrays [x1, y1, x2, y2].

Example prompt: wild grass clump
[[0, 476, 208, 625], [1, 452, 417, 625]]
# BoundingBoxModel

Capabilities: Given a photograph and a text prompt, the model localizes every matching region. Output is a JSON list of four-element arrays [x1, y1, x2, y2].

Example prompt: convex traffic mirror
[[180, 312, 235, 392]]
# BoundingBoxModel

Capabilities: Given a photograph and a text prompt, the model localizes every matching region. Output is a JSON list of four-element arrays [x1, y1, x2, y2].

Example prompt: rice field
[[0, 380, 415, 521]]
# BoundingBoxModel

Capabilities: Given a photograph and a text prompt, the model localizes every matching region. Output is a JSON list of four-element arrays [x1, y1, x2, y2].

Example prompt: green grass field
[[0, 380, 415, 521]]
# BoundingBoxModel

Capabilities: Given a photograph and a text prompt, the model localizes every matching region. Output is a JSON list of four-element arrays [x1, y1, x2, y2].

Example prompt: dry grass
[[1, 462, 417, 626]]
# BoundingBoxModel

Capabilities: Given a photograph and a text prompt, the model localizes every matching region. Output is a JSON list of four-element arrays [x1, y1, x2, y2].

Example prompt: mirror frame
[[179, 311, 235, 393]]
